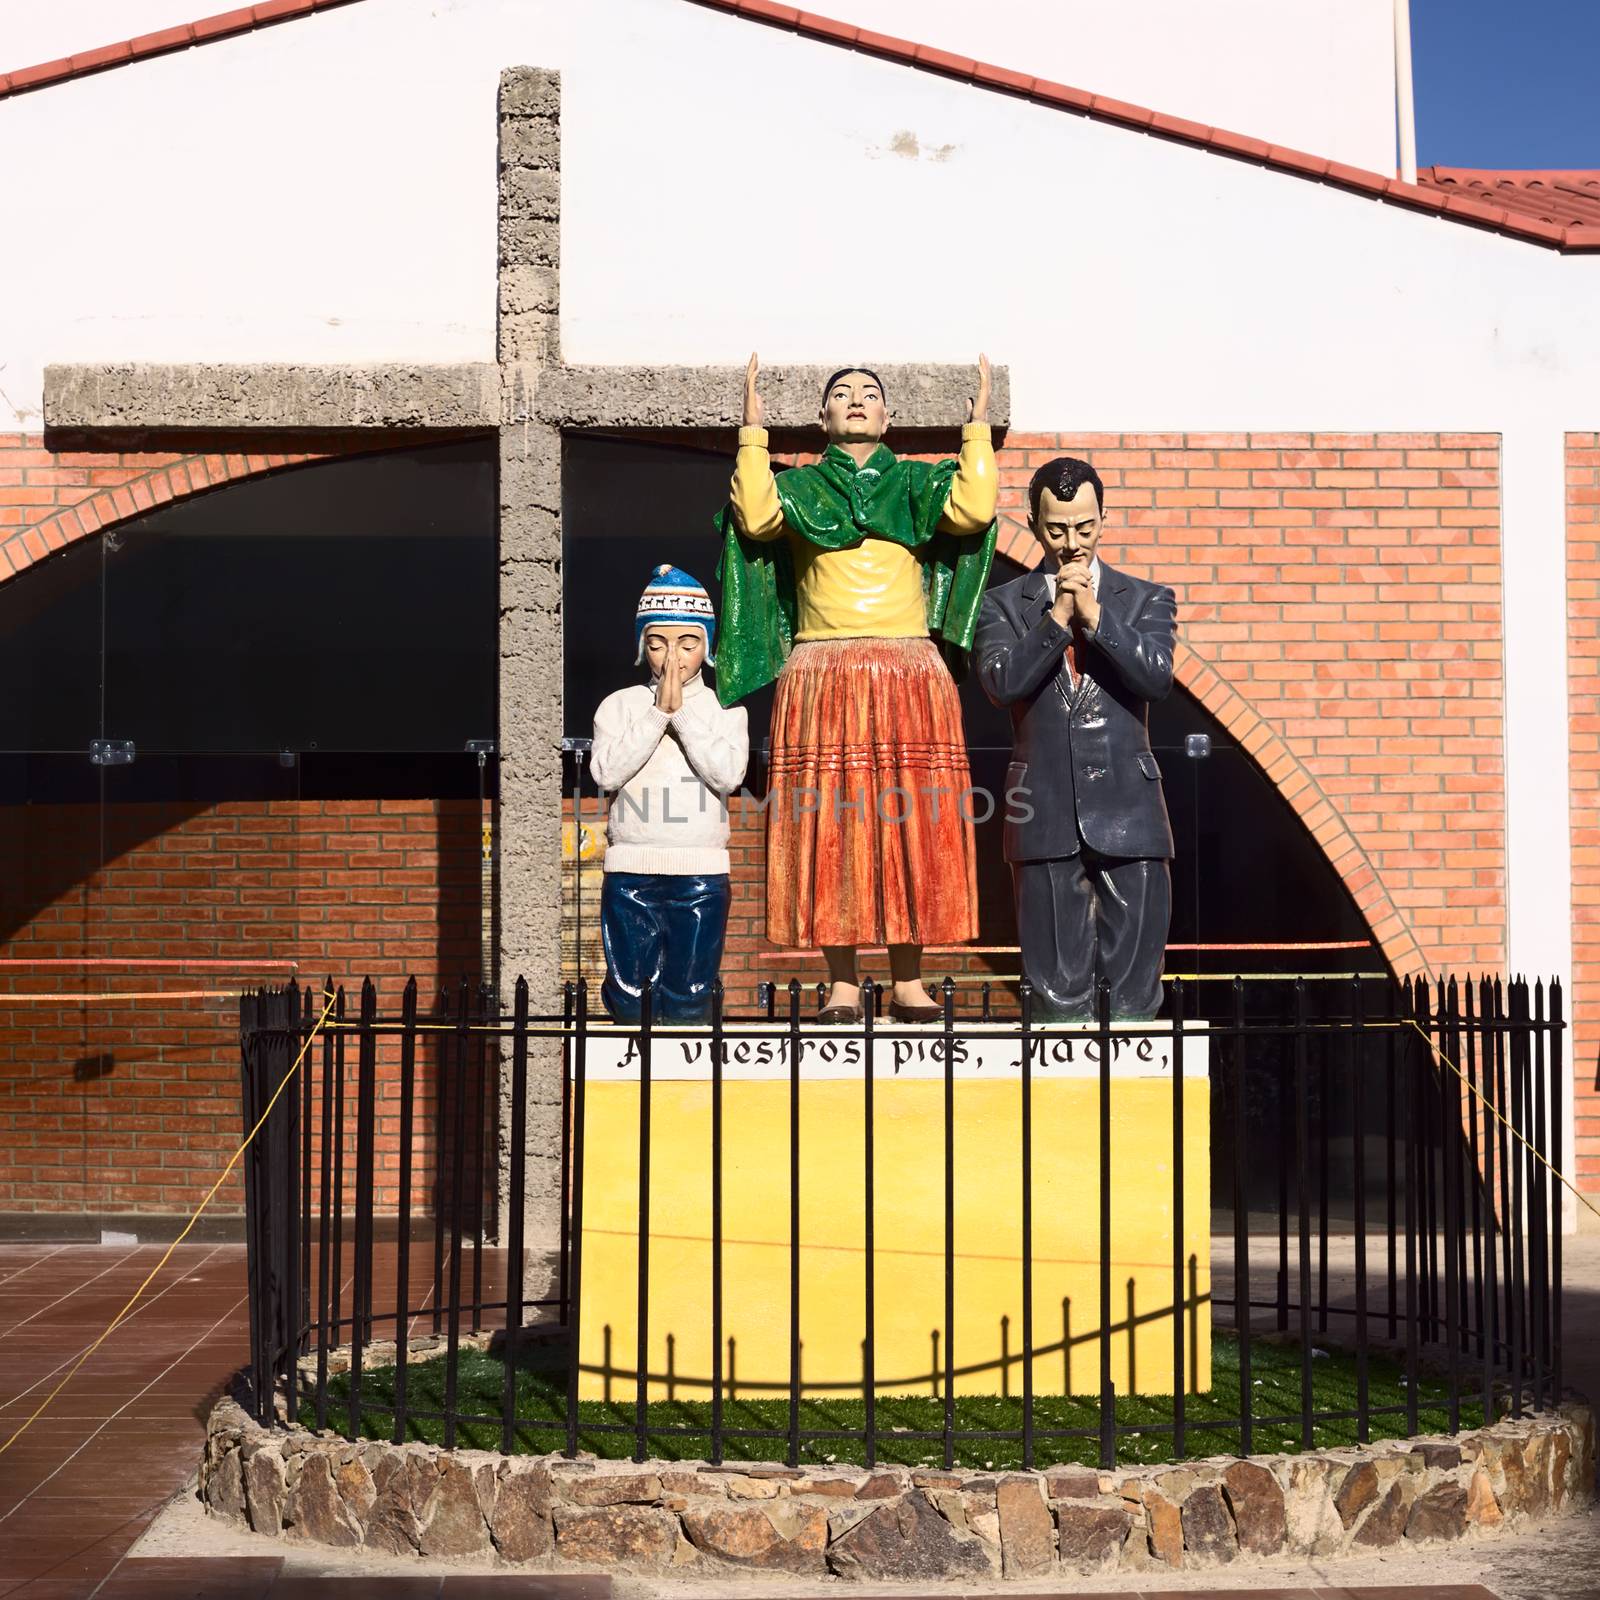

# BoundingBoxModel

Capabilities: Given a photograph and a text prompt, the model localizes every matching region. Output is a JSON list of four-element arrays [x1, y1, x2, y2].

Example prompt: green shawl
[[713, 442, 997, 706]]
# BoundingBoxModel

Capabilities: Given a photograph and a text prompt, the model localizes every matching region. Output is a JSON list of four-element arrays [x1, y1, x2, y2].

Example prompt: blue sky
[[1413, 0, 1600, 169]]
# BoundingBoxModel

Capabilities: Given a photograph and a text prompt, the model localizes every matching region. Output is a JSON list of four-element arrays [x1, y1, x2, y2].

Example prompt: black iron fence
[[239, 973, 1564, 1471]]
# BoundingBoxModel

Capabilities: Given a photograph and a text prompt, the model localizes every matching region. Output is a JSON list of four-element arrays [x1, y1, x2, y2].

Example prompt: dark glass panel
[[101, 438, 496, 753], [0, 538, 103, 752], [0, 754, 103, 946], [561, 432, 749, 744]]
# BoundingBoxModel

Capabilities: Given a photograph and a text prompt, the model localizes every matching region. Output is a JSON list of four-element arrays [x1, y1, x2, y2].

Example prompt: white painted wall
[[0, 0, 1590, 1205], [6, 0, 1398, 174], [827, 0, 1398, 173], [2, 0, 1592, 434], [2, 2, 203, 68]]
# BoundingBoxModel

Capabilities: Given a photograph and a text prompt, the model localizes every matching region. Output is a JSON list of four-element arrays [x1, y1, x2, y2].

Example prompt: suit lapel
[[1016, 567, 1078, 711], [1097, 560, 1129, 599]]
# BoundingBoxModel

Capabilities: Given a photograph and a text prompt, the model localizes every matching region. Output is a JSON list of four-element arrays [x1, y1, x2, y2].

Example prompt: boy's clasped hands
[[654, 645, 685, 716]]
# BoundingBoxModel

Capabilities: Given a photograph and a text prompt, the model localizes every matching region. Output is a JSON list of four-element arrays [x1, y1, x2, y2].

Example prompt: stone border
[[200, 1395, 1593, 1580]]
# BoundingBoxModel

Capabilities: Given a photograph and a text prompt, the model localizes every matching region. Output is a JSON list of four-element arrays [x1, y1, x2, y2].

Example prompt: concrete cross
[[41, 68, 1010, 1263]]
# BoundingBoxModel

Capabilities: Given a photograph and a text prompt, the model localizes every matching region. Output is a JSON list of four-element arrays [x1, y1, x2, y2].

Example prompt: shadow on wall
[[585, 1264, 1209, 1403]]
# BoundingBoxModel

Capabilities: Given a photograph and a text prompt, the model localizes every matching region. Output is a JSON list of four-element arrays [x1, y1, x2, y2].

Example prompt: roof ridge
[[691, 0, 1600, 254], [1424, 164, 1600, 182], [0, 0, 362, 100]]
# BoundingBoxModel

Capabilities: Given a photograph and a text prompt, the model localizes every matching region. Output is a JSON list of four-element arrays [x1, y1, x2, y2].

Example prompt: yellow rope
[[0, 989, 338, 1457], [1404, 1017, 1600, 1224]]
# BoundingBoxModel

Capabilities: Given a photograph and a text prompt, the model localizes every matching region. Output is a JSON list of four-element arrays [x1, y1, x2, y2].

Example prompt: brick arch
[[1172, 640, 1428, 980], [994, 512, 1434, 983], [995, 511, 1038, 567], [0, 438, 343, 585]]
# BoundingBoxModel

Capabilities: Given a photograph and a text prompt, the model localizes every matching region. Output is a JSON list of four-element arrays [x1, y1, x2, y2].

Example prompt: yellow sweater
[[730, 423, 997, 640]]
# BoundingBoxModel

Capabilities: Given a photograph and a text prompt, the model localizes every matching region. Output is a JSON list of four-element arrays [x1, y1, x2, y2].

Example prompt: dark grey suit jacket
[[975, 562, 1176, 863]]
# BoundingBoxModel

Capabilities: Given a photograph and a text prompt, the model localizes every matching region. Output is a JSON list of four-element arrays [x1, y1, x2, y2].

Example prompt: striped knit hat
[[634, 564, 716, 664]]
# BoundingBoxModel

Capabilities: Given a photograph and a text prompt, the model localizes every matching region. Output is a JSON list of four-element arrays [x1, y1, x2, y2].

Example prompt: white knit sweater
[[590, 672, 749, 876]]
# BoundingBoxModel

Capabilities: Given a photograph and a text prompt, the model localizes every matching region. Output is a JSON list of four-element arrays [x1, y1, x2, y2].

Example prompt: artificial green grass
[[320, 1333, 1483, 1469]]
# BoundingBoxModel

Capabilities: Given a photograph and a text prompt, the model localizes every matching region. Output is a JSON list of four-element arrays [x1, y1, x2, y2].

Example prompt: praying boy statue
[[975, 457, 1175, 1020], [590, 565, 749, 1022]]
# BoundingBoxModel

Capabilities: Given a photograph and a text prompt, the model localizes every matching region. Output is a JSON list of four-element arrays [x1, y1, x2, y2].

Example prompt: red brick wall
[[568, 431, 1504, 1005], [0, 428, 463, 583], [0, 433, 346, 581], [1567, 433, 1600, 1200], [1004, 432, 1504, 978], [0, 797, 485, 1216], [993, 434, 1504, 979], [0, 424, 1511, 1211], [0, 431, 495, 1220]]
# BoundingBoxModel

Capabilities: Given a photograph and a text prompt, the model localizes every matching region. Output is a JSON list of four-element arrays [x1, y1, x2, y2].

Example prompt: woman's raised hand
[[743, 352, 765, 429], [966, 352, 992, 425]]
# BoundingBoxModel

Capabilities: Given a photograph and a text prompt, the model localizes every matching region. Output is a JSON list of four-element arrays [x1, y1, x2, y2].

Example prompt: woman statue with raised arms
[[714, 355, 997, 1022]]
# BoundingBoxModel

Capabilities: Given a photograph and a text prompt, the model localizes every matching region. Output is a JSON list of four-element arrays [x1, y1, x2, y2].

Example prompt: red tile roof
[[4, 0, 1599, 257], [1419, 166, 1600, 231]]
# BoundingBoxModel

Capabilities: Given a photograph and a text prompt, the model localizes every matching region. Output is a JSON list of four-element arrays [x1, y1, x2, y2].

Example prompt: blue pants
[[600, 873, 731, 1023]]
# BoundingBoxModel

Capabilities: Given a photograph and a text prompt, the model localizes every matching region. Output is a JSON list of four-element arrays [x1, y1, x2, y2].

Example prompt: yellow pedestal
[[576, 1026, 1210, 1403]]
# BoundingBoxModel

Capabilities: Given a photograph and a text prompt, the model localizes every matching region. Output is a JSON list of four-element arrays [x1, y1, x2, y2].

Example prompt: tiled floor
[[0, 1243, 254, 1597], [0, 1241, 582, 1599], [7, 1577, 1523, 1600], [995, 1593, 1512, 1600], [72, 1564, 605, 1597]]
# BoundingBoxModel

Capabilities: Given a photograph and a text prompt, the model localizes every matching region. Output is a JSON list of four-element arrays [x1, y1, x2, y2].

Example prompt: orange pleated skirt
[[765, 637, 979, 949]]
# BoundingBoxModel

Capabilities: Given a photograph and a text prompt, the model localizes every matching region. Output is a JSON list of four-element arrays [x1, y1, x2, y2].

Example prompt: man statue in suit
[[975, 457, 1175, 1020]]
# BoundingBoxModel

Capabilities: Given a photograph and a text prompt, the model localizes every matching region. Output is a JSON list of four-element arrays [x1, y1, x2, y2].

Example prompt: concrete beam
[[536, 362, 1010, 431], [43, 358, 1009, 437], [43, 362, 502, 433]]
